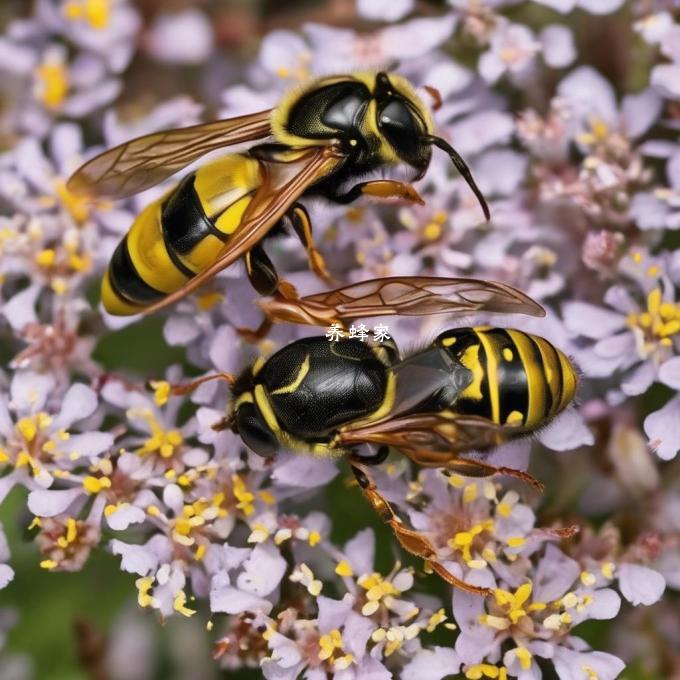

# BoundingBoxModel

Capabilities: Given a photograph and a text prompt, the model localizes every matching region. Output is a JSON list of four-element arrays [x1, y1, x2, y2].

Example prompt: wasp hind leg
[[404, 449, 544, 493], [348, 457, 491, 596]]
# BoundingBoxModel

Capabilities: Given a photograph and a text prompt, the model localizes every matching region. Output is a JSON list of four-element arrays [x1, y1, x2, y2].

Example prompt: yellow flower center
[[35, 57, 69, 109], [63, 0, 110, 29], [626, 287, 680, 358]]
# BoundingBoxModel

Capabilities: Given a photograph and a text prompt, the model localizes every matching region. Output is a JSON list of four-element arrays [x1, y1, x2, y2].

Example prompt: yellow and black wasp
[[160, 276, 577, 596], [67, 72, 490, 316]]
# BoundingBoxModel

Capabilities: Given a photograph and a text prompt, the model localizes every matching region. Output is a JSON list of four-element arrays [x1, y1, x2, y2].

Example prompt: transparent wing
[[301, 276, 545, 319], [337, 412, 515, 456], [67, 110, 273, 199], [140, 145, 346, 316]]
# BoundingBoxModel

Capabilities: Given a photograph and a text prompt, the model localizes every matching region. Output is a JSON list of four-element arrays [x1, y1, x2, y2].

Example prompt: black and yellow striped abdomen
[[101, 154, 261, 315], [437, 327, 577, 431]]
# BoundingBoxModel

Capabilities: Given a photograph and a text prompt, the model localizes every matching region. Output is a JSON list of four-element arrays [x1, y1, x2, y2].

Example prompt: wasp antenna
[[424, 135, 491, 221]]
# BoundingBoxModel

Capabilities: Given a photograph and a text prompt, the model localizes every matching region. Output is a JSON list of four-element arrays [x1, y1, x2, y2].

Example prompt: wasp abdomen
[[101, 154, 260, 315], [437, 327, 577, 430]]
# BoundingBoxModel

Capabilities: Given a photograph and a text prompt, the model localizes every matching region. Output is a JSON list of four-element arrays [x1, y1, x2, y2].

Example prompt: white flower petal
[[658, 357, 680, 389], [562, 302, 624, 339], [11, 370, 55, 413], [644, 395, 680, 460], [106, 504, 146, 531], [618, 564, 665, 605], [210, 586, 272, 615], [553, 647, 624, 680], [538, 408, 594, 451], [540, 25, 576, 68], [533, 544, 580, 602], [236, 544, 287, 597], [357, 0, 414, 22], [344, 528, 375, 577], [0, 563, 14, 590], [110, 539, 160, 576], [402, 647, 461, 680], [27, 488, 82, 517], [52, 383, 99, 430]]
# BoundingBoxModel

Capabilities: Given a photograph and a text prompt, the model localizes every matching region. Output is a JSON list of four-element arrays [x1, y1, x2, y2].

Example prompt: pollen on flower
[[35, 52, 69, 109], [335, 560, 353, 577], [173, 590, 196, 617], [464, 663, 508, 680], [63, 0, 110, 30]]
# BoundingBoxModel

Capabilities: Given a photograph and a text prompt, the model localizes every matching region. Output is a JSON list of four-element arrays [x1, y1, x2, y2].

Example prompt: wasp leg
[[403, 449, 544, 493], [349, 457, 492, 596], [354, 445, 390, 466], [289, 203, 333, 284], [149, 373, 235, 397], [244, 243, 280, 296], [329, 180, 425, 206]]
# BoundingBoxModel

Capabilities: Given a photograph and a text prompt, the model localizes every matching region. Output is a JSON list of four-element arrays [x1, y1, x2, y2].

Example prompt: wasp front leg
[[329, 180, 425, 206], [149, 372, 236, 398], [349, 457, 491, 596]]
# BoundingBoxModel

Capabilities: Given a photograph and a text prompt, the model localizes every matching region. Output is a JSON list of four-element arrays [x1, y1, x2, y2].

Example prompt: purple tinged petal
[[110, 539, 160, 576], [237, 544, 287, 597], [557, 66, 618, 125], [402, 647, 461, 680], [27, 488, 82, 517], [532, 0, 575, 12], [342, 611, 375, 660], [146, 9, 214, 64], [448, 111, 515, 155], [593, 332, 634, 359], [351, 657, 392, 680], [271, 456, 338, 488], [651, 64, 680, 100], [3, 284, 41, 332], [533, 545, 580, 602], [562, 302, 625, 339], [618, 564, 665, 605], [52, 384, 98, 430], [540, 24, 576, 68], [381, 15, 458, 61], [344, 528, 375, 577], [317, 594, 354, 633], [659, 357, 680, 389], [621, 361, 655, 396], [106, 504, 146, 531], [578, 0, 625, 14], [669, 150, 680, 190], [210, 586, 273, 615], [357, 0, 414, 22], [0, 564, 14, 590], [538, 409, 594, 451], [587, 588, 621, 620], [552, 648, 624, 680], [622, 89, 662, 138], [644, 395, 680, 460]]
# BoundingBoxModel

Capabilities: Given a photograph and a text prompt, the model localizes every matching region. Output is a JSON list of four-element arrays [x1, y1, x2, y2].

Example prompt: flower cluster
[[1, 0, 678, 678]]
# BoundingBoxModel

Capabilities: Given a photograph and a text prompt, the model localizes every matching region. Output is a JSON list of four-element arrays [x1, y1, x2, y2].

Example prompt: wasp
[[160, 278, 576, 596], [67, 72, 490, 317]]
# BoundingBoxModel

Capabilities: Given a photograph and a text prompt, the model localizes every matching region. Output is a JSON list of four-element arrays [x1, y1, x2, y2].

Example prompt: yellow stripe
[[234, 392, 254, 409], [556, 349, 577, 413], [127, 199, 188, 293], [458, 343, 484, 401], [441, 335, 457, 347], [532, 336, 562, 418], [271, 355, 310, 395], [347, 370, 396, 429], [213, 194, 252, 236], [100, 271, 143, 316], [254, 384, 280, 433], [506, 330, 546, 429], [475, 329, 501, 425], [193, 155, 259, 215]]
